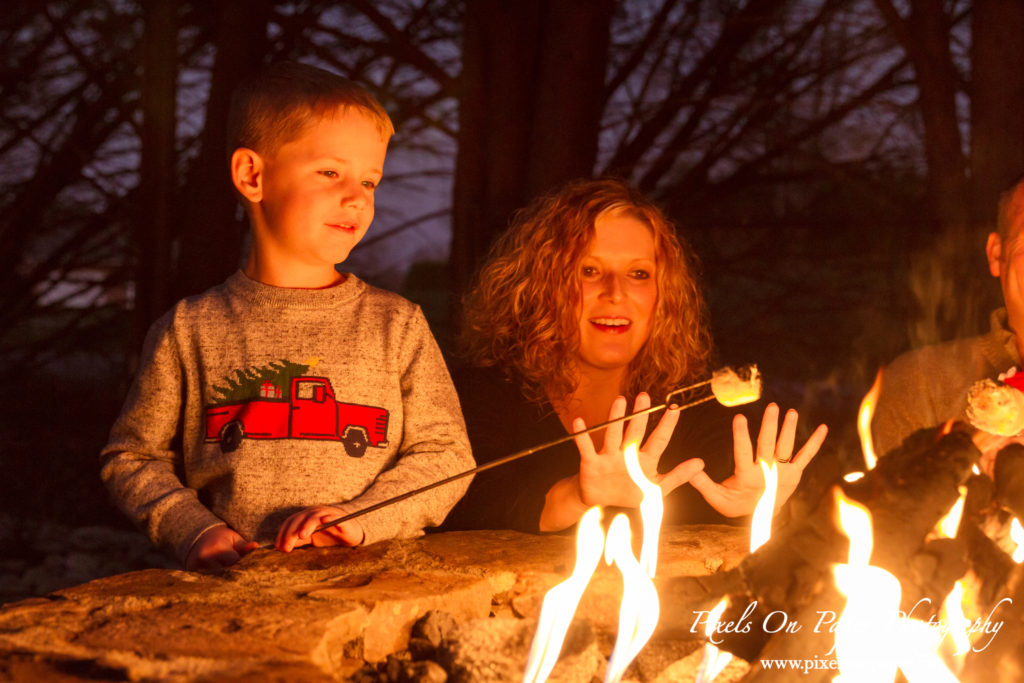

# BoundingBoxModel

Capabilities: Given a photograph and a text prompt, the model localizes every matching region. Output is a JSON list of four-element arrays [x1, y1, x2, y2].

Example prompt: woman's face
[[576, 209, 658, 375]]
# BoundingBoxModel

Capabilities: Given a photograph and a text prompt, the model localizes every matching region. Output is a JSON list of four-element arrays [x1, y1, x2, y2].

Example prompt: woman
[[442, 178, 827, 533]]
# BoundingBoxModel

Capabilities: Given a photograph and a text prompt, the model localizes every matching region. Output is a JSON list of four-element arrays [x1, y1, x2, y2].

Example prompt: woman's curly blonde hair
[[461, 178, 712, 405]]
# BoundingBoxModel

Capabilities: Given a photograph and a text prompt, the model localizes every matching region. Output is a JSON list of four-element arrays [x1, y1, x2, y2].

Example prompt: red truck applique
[[205, 375, 389, 458]]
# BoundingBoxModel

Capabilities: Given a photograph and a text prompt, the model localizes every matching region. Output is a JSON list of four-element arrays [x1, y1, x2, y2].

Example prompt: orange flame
[[603, 443, 662, 682], [695, 457, 781, 682], [522, 507, 604, 683], [523, 443, 662, 683], [749, 460, 778, 552], [940, 581, 971, 657], [694, 597, 732, 683], [856, 369, 883, 472], [622, 442, 663, 576], [832, 489, 961, 681], [1011, 518, 1024, 563], [936, 487, 967, 539], [603, 514, 660, 683]]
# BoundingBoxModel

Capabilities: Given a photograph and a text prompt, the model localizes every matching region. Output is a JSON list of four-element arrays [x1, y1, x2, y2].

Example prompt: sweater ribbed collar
[[224, 269, 365, 310]]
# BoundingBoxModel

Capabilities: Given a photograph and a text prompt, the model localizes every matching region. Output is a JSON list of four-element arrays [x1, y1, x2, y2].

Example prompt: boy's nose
[[340, 180, 368, 208]]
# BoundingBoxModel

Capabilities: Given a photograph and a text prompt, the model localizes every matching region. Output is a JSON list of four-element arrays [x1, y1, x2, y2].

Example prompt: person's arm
[[99, 310, 234, 566], [317, 307, 474, 545]]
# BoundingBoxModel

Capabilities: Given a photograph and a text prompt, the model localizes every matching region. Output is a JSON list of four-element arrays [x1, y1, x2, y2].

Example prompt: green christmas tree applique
[[210, 358, 319, 405]]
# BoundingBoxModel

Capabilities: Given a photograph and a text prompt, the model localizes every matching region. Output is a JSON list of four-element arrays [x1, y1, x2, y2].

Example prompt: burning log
[[662, 425, 989, 673]]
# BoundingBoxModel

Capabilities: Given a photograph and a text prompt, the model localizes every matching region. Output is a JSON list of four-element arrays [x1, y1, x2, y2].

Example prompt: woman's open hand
[[688, 403, 828, 517], [573, 393, 704, 508]]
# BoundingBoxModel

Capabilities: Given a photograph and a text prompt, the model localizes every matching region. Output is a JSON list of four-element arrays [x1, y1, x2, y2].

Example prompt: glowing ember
[[1012, 518, 1024, 563], [694, 598, 732, 683], [710, 365, 762, 407], [603, 514, 660, 683], [749, 460, 778, 552], [937, 487, 967, 539], [857, 369, 883, 471], [522, 507, 605, 683]]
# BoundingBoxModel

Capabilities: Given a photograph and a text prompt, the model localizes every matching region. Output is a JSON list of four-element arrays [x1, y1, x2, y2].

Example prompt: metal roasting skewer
[[256, 378, 723, 549]]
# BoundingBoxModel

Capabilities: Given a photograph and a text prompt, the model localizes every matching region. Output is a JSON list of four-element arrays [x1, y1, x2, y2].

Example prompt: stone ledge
[[0, 525, 748, 681]]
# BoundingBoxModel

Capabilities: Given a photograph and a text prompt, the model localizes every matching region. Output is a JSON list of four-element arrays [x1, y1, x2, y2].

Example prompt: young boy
[[101, 62, 473, 571]]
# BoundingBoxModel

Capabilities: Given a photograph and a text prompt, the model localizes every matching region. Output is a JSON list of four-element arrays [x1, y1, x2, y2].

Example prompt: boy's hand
[[185, 525, 258, 571], [275, 506, 365, 552]]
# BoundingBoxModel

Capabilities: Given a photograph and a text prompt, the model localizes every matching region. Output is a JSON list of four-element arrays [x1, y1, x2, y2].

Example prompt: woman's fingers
[[622, 393, 651, 449], [603, 395, 628, 449], [774, 407, 798, 463], [732, 413, 754, 467], [641, 402, 681, 459], [791, 423, 828, 467], [658, 458, 704, 496], [572, 417, 598, 460], [756, 403, 781, 462]]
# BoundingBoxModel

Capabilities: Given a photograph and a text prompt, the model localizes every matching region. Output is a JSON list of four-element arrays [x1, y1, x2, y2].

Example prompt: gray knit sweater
[[872, 308, 1022, 457], [101, 271, 472, 564]]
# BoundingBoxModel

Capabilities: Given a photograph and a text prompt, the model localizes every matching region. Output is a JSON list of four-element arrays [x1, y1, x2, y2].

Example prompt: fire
[[750, 460, 778, 552], [831, 490, 961, 682], [622, 441, 663, 575], [603, 514, 659, 683], [940, 581, 972, 657], [856, 369, 883, 471], [936, 487, 967, 538], [1011, 517, 1024, 563], [694, 598, 732, 683], [523, 443, 662, 683], [523, 507, 605, 683], [694, 458, 780, 681]]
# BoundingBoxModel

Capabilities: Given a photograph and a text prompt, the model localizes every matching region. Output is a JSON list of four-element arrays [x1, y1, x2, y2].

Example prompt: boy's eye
[[362, 180, 377, 190], [319, 170, 338, 178]]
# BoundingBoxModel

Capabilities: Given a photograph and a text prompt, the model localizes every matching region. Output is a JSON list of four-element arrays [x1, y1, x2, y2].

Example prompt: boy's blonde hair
[[461, 178, 712, 404], [226, 61, 394, 159]]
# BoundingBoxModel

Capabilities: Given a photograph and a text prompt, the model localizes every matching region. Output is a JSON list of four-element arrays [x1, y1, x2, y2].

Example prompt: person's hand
[[573, 392, 705, 508], [275, 506, 365, 552], [971, 430, 1024, 478], [185, 525, 258, 571], [689, 403, 828, 517]]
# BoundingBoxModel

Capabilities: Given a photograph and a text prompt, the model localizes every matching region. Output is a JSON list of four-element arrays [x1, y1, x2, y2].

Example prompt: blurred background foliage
[[2, 0, 1023, 527]]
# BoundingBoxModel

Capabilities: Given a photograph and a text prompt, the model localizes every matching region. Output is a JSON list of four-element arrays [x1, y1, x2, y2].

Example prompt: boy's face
[[246, 107, 388, 287]]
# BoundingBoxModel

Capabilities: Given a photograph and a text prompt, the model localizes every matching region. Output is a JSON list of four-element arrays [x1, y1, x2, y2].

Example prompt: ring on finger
[[774, 453, 792, 463]]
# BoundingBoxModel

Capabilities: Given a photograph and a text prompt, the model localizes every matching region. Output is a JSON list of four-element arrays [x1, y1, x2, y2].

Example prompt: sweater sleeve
[[332, 308, 473, 544], [99, 311, 226, 565]]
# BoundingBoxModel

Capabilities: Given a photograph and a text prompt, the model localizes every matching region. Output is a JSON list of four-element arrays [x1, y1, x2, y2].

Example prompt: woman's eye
[[631, 269, 651, 280], [581, 265, 599, 277]]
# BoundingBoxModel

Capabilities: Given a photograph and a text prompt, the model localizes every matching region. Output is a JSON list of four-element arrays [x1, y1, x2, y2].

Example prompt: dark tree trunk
[[969, 0, 1024, 233], [135, 0, 178, 349], [172, 0, 273, 302], [449, 0, 614, 309]]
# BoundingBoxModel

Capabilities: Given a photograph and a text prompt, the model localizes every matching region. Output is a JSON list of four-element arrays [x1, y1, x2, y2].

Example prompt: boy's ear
[[230, 148, 265, 203], [987, 232, 1004, 278]]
